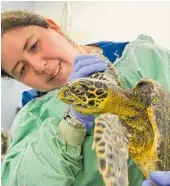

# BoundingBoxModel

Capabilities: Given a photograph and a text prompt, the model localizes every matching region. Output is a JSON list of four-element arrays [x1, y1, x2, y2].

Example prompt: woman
[[1, 10, 170, 186]]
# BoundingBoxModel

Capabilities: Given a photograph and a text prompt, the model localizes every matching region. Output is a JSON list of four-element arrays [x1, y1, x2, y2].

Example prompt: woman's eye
[[20, 65, 26, 76], [30, 41, 38, 52]]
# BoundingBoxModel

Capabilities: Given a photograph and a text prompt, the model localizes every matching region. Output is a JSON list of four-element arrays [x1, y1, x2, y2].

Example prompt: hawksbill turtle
[[57, 50, 170, 186]]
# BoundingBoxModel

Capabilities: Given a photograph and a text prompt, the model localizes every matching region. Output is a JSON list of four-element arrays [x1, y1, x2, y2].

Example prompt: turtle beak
[[57, 87, 65, 100], [57, 84, 69, 102]]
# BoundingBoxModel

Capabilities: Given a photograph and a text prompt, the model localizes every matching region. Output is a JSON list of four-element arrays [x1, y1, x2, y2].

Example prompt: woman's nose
[[33, 60, 47, 74], [26, 55, 48, 74]]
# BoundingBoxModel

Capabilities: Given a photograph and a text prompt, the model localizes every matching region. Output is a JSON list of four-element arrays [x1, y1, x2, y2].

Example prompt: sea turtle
[[57, 50, 170, 186]]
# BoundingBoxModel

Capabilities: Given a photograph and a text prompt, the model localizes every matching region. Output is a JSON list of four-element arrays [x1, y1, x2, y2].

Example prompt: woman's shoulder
[[93, 41, 129, 63]]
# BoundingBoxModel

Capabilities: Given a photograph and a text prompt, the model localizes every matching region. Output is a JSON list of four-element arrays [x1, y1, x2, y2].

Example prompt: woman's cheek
[[61, 63, 72, 83]]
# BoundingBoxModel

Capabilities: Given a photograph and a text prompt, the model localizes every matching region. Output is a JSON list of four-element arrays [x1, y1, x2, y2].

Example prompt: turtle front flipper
[[93, 114, 129, 186]]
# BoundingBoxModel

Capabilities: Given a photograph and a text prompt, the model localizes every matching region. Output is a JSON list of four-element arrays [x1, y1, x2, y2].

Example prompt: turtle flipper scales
[[93, 114, 129, 186]]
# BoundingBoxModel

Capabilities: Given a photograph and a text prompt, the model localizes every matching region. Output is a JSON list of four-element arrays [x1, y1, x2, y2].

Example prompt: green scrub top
[[2, 35, 170, 186]]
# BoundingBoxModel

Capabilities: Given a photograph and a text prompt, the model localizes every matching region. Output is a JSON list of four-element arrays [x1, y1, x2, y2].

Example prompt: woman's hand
[[142, 171, 170, 186], [69, 54, 107, 80], [69, 54, 107, 131]]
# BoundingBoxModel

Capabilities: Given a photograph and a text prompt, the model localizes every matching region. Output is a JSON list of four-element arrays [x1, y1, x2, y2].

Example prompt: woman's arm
[[1, 115, 86, 186]]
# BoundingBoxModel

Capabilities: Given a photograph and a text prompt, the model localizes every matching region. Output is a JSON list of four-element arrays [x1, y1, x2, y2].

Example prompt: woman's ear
[[46, 18, 64, 35]]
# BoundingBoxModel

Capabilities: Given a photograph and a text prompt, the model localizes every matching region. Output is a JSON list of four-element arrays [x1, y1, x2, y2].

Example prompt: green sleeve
[[1, 90, 86, 186]]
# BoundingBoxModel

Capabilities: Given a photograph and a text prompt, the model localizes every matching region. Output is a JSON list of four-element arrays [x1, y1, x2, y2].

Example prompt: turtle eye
[[64, 90, 71, 97], [67, 92, 71, 95]]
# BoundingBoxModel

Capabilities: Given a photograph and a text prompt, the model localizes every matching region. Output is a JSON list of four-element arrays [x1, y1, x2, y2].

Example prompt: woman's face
[[1, 25, 81, 92]]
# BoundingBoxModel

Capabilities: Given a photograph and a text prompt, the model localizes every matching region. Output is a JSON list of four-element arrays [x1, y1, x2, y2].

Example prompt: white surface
[[32, 1, 170, 48]]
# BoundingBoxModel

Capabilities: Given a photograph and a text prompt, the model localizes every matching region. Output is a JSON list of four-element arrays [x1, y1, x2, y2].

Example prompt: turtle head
[[57, 78, 110, 114]]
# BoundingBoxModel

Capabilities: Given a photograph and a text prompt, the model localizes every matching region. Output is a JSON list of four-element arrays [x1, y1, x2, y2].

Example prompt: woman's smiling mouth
[[49, 62, 62, 81]]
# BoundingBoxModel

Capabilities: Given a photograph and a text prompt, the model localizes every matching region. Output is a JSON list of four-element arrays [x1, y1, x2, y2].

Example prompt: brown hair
[[1, 10, 50, 78]]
